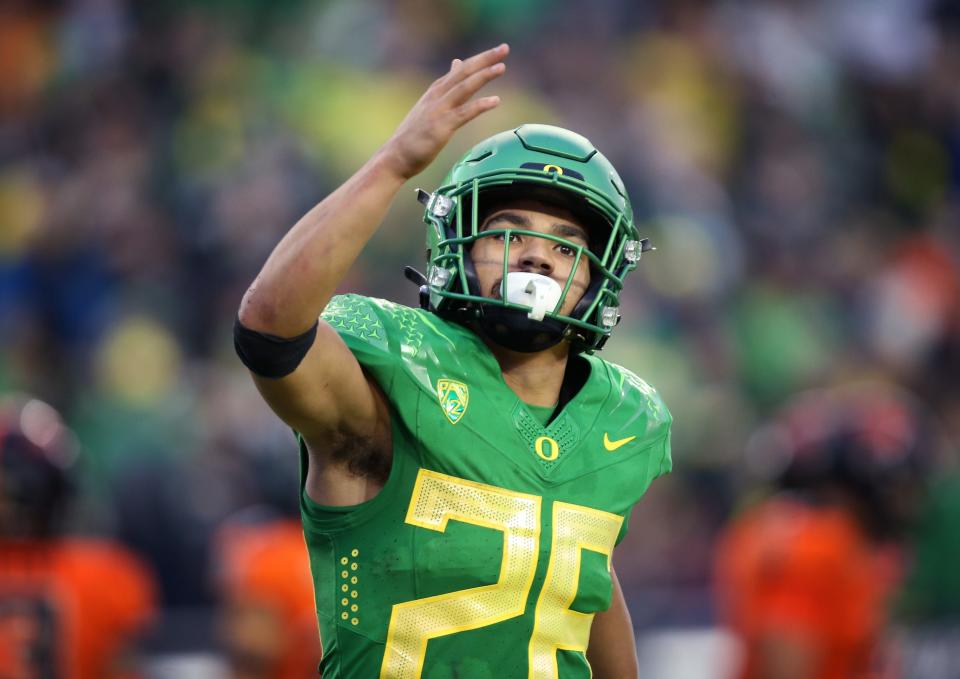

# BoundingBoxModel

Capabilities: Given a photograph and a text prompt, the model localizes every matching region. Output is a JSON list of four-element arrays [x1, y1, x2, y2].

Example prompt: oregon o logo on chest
[[534, 436, 560, 461]]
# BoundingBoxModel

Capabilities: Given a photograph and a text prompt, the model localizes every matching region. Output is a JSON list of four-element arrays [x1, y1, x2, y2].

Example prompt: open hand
[[381, 44, 509, 181]]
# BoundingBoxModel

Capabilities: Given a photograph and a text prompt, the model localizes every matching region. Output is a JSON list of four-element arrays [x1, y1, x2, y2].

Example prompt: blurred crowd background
[[2, 0, 959, 676]]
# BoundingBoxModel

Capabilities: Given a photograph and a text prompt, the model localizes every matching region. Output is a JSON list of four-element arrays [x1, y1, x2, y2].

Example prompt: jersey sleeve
[[602, 361, 673, 544], [645, 390, 673, 483], [320, 294, 407, 394], [608, 360, 673, 484]]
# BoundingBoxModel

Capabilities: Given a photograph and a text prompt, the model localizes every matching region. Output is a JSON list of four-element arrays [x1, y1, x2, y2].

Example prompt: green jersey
[[300, 294, 672, 679]]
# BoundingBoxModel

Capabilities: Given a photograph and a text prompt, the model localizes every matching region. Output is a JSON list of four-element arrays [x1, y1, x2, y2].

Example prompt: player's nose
[[518, 237, 554, 274]]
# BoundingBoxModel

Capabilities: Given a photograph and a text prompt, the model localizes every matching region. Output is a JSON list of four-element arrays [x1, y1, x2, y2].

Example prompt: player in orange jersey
[[714, 385, 933, 679], [0, 396, 157, 679], [215, 518, 322, 679]]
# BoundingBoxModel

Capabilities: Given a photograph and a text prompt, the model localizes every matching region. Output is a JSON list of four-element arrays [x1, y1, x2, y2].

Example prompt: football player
[[215, 518, 322, 679], [236, 43, 671, 678], [0, 395, 157, 679], [714, 384, 933, 679]]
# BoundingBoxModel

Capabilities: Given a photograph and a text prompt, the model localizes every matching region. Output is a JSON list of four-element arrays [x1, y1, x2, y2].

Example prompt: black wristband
[[233, 316, 319, 378]]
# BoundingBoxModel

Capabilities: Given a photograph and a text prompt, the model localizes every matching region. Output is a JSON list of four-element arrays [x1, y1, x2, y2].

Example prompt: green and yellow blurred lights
[[96, 315, 182, 406], [0, 170, 45, 256]]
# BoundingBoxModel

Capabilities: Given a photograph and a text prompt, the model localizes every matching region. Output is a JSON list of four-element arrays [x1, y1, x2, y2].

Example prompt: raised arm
[[236, 45, 509, 471], [239, 44, 508, 337]]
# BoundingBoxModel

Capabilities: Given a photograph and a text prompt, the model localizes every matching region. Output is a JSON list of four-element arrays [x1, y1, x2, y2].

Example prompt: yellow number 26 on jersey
[[380, 469, 623, 679]]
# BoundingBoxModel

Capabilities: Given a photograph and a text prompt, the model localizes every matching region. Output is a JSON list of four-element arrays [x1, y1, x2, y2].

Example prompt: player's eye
[[556, 243, 576, 257], [493, 232, 521, 243]]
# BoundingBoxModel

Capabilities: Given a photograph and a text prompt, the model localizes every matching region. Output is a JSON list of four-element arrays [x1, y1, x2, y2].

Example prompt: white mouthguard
[[504, 272, 562, 321]]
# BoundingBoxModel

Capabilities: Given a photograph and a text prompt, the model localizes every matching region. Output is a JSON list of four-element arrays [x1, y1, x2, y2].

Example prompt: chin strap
[[404, 266, 431, 310], [404, 266, 574, 352], [477, 305, 566, 352]]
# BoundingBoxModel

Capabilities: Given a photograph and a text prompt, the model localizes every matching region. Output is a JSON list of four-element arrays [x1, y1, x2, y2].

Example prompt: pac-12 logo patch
[[436, 379, 469, 424]]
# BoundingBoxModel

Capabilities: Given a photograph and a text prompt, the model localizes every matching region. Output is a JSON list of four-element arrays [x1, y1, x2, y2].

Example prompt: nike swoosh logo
[[603, 433, 637, 452]]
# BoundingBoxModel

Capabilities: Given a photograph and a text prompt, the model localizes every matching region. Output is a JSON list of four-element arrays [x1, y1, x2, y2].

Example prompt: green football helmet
[[410, 124, 652, 353]]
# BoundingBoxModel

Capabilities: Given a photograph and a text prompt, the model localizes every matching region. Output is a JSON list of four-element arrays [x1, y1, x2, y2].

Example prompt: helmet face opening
[[472, 184, 610, 254], [419, 125, 649, 352]]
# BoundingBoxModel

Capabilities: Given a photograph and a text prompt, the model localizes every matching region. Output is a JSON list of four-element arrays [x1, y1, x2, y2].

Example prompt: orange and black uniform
[[715, 497, 902, 679], [0, 537, 156, 679], [217, 520, 321, 679]]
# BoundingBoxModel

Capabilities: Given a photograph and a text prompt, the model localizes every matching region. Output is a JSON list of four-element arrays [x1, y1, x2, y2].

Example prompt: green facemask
[[411, 124, 652, 353]]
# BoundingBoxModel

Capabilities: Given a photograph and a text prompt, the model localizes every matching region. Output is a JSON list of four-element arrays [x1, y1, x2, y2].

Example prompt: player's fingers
[[426, 58, 463, 97], [437, 43, 508, 94], [442, 62, 506, 106], [458, 43, 509, 75], [450, 95, 501, 128]]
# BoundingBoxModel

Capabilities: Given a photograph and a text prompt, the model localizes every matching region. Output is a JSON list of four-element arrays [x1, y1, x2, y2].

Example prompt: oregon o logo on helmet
[[542, 164, 563, 175]]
